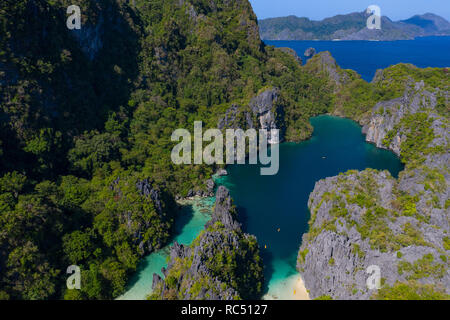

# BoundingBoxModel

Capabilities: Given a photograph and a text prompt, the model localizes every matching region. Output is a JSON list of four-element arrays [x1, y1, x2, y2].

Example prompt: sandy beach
[[263, 274, 310, 300]]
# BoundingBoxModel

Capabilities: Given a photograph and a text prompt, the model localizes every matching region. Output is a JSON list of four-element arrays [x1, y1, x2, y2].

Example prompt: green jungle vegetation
[[258, 14, 367, 39], [0, 0, 448, 300], [375, 281, 450, 300], [0, 0, 332, 300]]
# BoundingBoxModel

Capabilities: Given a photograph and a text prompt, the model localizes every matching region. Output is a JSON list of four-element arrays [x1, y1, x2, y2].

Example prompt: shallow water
[[118, 197, 215, 300]]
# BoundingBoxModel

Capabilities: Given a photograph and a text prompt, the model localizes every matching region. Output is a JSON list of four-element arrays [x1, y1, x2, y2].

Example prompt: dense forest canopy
[[1, 0, 447, 300], [0, 0, 333, 299]]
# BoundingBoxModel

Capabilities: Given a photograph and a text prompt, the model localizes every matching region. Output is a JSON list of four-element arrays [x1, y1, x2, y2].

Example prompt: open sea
[[265, 36, 450, 81]]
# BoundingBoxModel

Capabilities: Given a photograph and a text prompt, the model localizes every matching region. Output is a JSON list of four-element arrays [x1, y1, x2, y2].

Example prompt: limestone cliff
[[218, 87, 285, 143], [151, 186, 264, 300], [362, 80, 447, 157], [298, 73, 449, 300]]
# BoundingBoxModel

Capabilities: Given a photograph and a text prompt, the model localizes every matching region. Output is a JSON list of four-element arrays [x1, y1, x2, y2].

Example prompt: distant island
[[259, 12, 450, 41]]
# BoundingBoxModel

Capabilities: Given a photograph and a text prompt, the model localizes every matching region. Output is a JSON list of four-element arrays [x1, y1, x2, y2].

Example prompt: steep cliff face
[[151, 186, 264, 300], [250, 88, 284, 143], [298, 69, 449, 300], [362, 80, 443, 156], [277, 47, 303, 64], [108, 176, 176, 257], [299, 169, 449, 300], [303, 52, 352, 90], [218, 87, 284, 143], [0, 0, 141, 176]]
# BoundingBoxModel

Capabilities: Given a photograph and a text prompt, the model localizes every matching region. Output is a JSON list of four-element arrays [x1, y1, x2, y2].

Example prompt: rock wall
[[151, 186, 264, 300], [298, 79, 449, 300], [111, 177, 175, 256], [362, 80, 439, 156], [218, 87, 284, 143], [299, 170, 449, 299]]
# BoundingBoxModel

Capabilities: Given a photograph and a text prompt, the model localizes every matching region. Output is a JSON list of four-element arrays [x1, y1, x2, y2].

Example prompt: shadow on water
[[172, 204, 195, 240], [261, 249, 275, 295], [237, 205, 274, 296], [236, 206, 249, 232], [125, 256, 151, 290]]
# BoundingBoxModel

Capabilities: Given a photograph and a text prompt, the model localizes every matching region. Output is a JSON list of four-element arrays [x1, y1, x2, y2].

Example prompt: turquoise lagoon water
[[121, 116, 403, 299], [217, 116, 403, 298], [118, 197, 215, 300]]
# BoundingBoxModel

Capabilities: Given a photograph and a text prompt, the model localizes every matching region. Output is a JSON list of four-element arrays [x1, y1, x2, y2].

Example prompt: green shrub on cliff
[[444, 237, 450, 251], [375, 281, 450, 300], [152, 221, 264, 300], [398, 254, 446, 281], [303, 170, 436, 254], [315, 295, 333, 300]]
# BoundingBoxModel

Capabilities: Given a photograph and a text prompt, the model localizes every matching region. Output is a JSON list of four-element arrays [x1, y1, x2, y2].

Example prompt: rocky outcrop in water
[[304, 47, 316, 57], [299, 169, 449, 300], [298, 77, 450, 300], [151, 186, 264, 300], [215, 168, 228, 177]]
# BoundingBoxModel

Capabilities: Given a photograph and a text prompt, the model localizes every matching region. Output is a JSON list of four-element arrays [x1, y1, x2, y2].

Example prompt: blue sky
[[249, 0, 450, 21]]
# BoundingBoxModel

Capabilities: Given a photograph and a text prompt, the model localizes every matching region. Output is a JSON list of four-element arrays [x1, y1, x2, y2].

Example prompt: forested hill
[[259, 12, 450, 40], [0, 0, 330, 300], [2, 0, 447, 301]]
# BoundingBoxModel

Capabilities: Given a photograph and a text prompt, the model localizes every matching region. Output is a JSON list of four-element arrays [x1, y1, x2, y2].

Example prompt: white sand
[[263, 274, 310, 300]]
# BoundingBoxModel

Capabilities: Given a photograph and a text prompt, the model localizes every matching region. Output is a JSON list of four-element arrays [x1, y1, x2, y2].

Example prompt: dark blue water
[[218, 116, 403, 297], [265, 36, 450, 81]]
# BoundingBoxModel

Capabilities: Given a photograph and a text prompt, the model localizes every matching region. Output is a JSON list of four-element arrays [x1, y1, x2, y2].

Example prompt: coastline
[[263, 274, 310, 300], [261, 35, 450, 42], [120, 113, 405, 300], [117, 197, 214, 300], [215, 115, 404, 301]]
